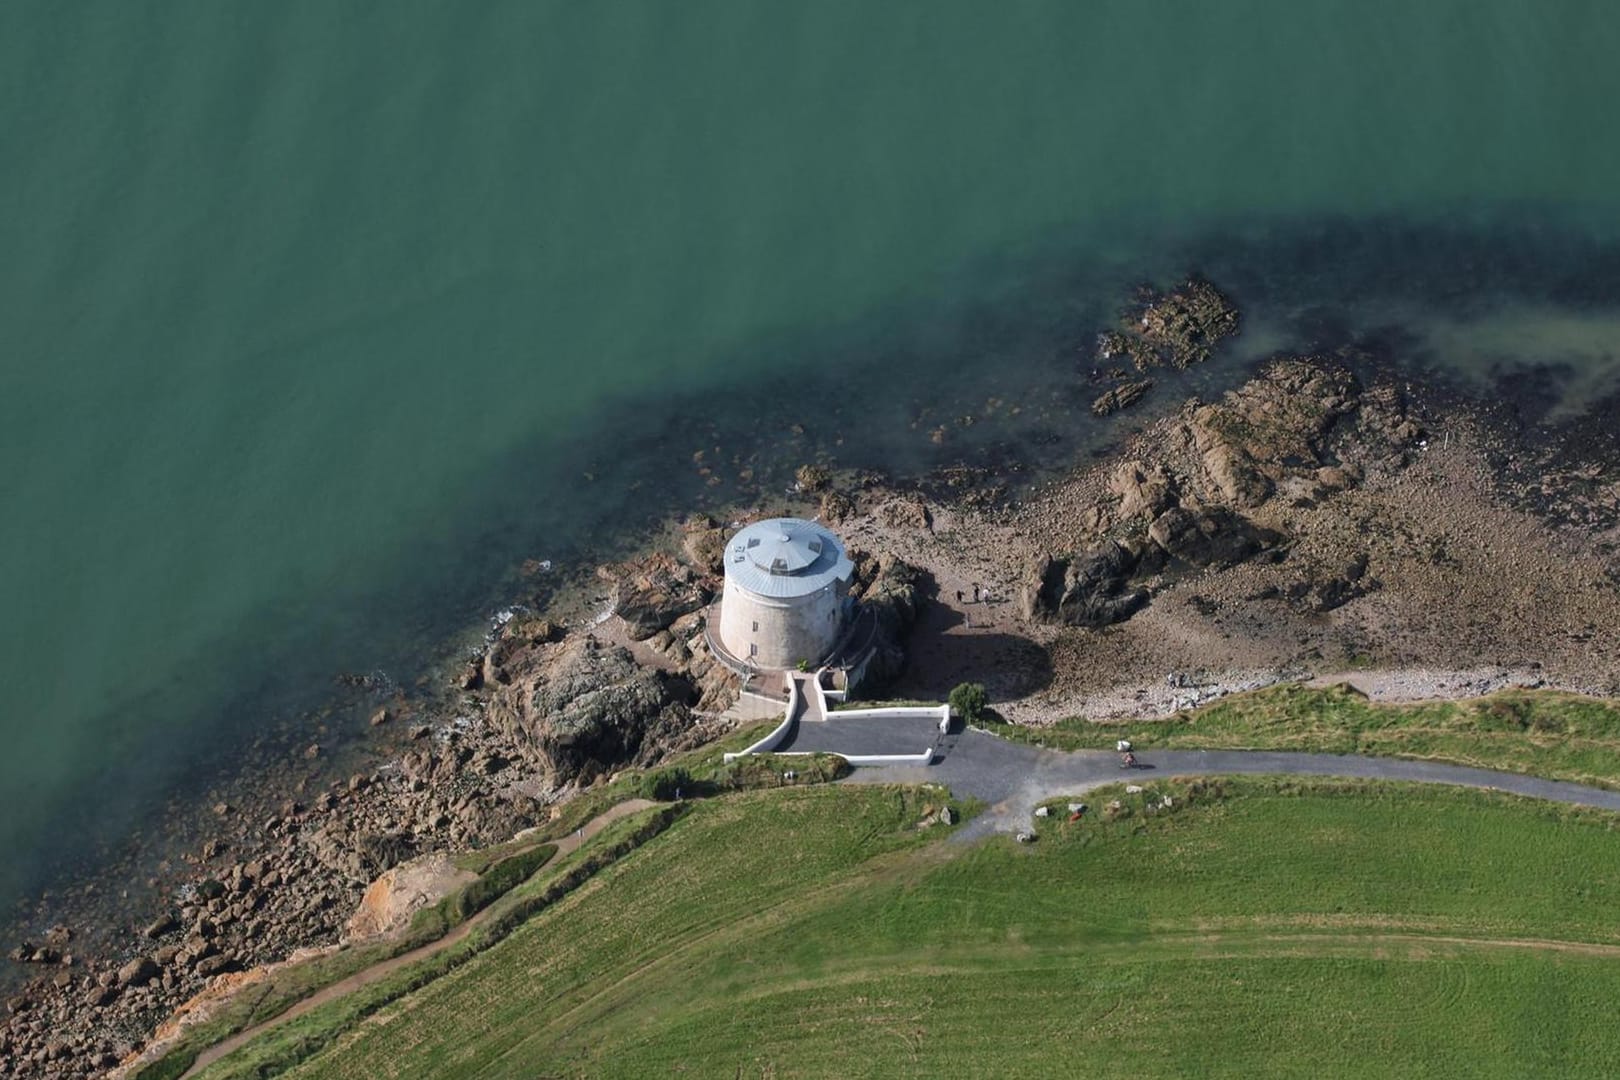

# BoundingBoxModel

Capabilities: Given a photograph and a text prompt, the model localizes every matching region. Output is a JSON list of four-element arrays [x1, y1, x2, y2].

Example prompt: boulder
[[1022, 542, 1149, 628], [193, 954, 237, 979], [1148, 506, 1279, 568], [819, 489, 855, 526], [680, 517, 728, 575], [794, 463, 831, 492], [1315, 463, 1363, 492], [1108, 461, 1176, 521], [877, 497, 931, 531], [116, 957, 158, 988], [83, 983, 118, 1009]]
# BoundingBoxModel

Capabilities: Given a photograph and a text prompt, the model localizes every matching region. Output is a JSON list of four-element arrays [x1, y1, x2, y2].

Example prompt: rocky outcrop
[[680, 516, 728, 575], [1096, 277, 1241, 371], [849, 552, 924, 688], [488, 636, 699, 786], [1109, 461, 1176, 521], [604, 552, 712, 640], [1186, 359, 1362, 508], [1091, 379, 1154, 417], [1266, 554, 1379, 613], [1021, 542, 1149, 628], [1034, 355, 1399, 632], [1147, 505, 1279, 569]]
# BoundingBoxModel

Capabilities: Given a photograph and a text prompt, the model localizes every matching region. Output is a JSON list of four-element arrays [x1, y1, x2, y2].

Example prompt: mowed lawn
[[273, 782, 1620, 1079]]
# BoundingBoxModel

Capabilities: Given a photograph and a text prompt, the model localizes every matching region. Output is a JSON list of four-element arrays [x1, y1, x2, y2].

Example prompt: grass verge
[[982, 683, 1620, 788]]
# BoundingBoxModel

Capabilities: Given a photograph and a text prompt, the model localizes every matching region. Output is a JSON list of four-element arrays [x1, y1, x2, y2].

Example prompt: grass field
[[210, 778, 1620, 1079], [984, 685, 1620, 789]]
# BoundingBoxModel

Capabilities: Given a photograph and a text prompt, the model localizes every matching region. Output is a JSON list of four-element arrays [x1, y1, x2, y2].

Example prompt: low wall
[[722, 678, 797, 762], [809, 668, 949, 733]]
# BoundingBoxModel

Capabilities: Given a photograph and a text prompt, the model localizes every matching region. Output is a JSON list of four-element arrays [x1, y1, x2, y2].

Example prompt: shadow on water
[[14, 208, 1620, 946]]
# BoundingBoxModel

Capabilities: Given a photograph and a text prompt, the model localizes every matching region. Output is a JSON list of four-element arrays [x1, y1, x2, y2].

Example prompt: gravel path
[[845, 731, 1620, 842]]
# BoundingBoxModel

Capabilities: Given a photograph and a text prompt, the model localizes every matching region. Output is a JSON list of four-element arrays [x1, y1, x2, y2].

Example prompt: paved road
[[845, 730, 1620, 842], [776, 713, 942, 756]]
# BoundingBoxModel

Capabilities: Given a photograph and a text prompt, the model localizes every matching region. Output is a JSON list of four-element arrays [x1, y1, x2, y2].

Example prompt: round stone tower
[[717, 517, 855, 670]]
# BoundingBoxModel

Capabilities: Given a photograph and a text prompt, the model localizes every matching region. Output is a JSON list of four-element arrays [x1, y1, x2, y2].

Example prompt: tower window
[[752, 620, 759, 632], [749, 643, 758, 657]]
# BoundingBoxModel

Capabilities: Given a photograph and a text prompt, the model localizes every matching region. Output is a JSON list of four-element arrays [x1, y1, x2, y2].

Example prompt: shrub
[[949, 682, 989, 724], [641, 766, 692, 801]]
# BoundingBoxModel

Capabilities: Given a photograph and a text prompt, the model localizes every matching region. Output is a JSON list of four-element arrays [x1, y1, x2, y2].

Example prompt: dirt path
[[176, 798, 657, 1079]]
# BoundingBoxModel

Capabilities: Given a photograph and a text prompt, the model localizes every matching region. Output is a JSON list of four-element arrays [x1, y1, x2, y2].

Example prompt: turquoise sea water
[[5, 2, 1620, 912]]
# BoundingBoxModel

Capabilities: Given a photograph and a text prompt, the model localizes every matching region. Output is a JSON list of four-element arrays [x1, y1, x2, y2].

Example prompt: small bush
[[641, 766, 692, 801], [949, 682, 989, 724]]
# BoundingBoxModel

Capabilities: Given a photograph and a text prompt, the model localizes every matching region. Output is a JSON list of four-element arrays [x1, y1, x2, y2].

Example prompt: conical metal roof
[[724, 518, 853, 598]]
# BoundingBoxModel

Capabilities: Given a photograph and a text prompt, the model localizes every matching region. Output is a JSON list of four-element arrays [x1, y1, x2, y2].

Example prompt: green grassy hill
[[203, 778, 1620, 1079]]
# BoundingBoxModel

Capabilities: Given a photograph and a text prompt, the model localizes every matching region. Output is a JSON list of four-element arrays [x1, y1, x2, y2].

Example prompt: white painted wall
[[722, 678, 798, 763], [807, 669, 950, 732]]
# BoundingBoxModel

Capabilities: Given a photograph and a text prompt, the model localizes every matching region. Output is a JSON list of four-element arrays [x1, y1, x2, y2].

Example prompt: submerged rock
[[1098, 277, 1241, 371], [1091, 378, 1154, 417]]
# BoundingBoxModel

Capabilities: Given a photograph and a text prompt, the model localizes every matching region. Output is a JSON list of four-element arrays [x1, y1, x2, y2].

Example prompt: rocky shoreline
[[7, 282, 1620, 1078]]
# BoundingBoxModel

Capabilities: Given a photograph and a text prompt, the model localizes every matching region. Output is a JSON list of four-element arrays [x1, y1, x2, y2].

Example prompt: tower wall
[[718, 579, 845, 670]]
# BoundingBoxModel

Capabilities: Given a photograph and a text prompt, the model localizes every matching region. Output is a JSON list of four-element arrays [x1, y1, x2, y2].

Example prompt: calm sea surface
[[5, 2, 1620, 911]]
